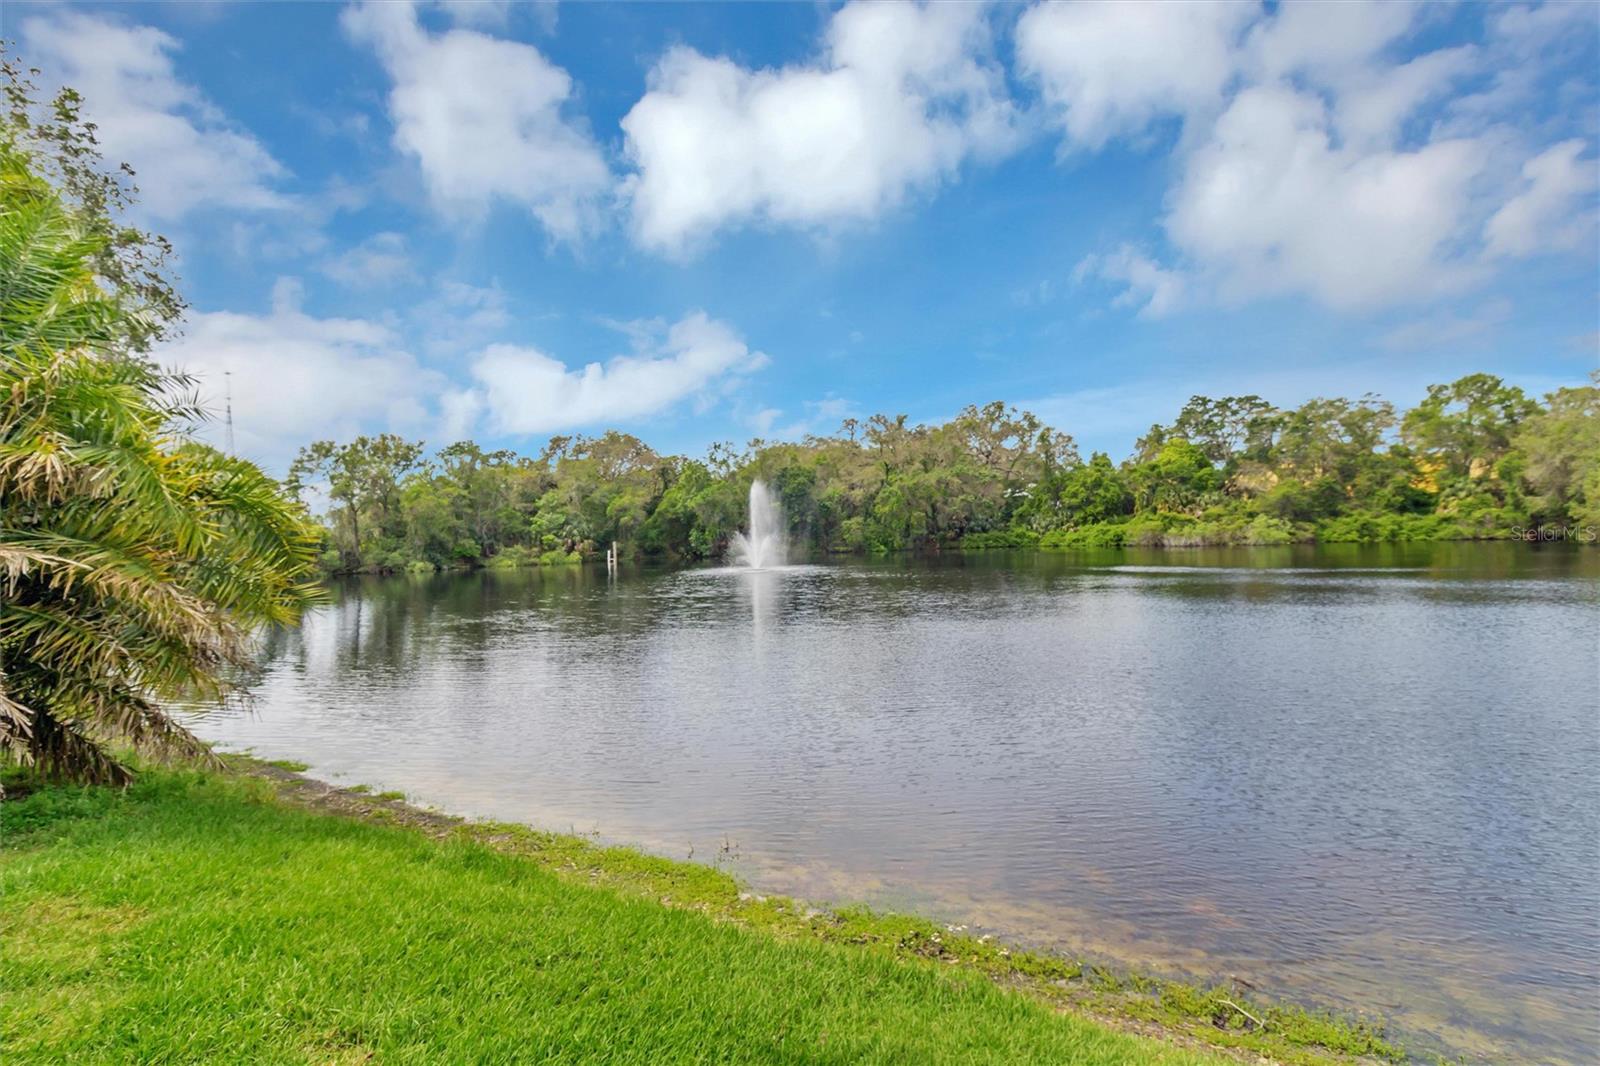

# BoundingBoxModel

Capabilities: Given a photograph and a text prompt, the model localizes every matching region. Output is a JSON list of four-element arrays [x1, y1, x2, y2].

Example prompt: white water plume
[[730, 479, 787, 569]]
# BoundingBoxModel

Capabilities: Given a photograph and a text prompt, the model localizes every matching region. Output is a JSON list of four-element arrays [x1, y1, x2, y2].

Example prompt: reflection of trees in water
[[258, 544, 1595, 682], [262, 566, 666, 682], [232, 547, 1598, 1065]]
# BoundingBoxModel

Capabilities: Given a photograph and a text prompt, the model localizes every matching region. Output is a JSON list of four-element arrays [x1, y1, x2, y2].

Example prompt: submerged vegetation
[[1, 763, 1402, 1065], [296, 374, 1599, 573]]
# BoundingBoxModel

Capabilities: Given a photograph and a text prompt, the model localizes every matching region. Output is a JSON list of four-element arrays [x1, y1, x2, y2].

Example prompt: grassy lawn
[[1, 772, 1230, 1065]]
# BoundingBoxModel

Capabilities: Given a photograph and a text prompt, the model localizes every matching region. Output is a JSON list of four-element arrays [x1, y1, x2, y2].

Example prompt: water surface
[[193, 544, 1600, 1063]]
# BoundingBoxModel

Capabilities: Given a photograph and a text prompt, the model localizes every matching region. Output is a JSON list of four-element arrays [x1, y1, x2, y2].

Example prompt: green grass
[[1, 770, 1398, 1064], [2, 773, 1231, 1065]]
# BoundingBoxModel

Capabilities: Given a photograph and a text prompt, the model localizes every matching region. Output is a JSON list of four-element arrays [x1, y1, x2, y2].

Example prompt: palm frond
[[0, 135, 322, 782]]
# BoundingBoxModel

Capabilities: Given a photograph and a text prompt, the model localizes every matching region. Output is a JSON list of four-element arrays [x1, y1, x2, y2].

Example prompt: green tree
[[1127, 441, 1223, 514], [1170, 395, 1279, 465], [0, 132, 321, 783], [1057, 453, 1134, 525], [2, 58, 182, 354], [1401, 373, 1538, 485], [282, 375, 1595, 562], [289, 434, 424, 570], [1514, 378, 1600, 526]]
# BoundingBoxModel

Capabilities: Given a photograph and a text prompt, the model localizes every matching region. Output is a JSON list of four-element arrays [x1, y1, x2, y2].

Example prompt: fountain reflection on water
[[730, 480, 788, 570]]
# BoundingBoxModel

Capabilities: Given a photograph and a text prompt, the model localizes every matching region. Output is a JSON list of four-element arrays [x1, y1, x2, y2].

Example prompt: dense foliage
[[295, 377, 1598, 573], [0, 69, 322, 783]]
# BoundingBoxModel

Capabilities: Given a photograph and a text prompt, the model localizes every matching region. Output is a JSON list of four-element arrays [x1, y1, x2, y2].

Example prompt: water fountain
[[730, 480, 787, 570]]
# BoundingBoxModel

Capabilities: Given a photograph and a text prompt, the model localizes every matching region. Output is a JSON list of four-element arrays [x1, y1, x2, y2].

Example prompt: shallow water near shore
[[192, 543, 1600, 1063]]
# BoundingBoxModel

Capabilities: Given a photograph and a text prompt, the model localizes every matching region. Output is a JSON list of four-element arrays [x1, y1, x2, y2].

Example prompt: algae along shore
[[2, 760, 1400, 1065]]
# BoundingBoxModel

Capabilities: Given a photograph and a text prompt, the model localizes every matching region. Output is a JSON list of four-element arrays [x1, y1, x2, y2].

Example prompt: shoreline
[[3, 755, 1406, 1063], [218, 757, 1403, 1063], [317, 535, 1594, 578]]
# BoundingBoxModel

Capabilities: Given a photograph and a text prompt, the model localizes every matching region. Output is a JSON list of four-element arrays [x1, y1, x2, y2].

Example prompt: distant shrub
[[486, 545, 535, 569], [1040, 513, 1299, 549], [959, 529, 1041, 550], [1315, 511, 1508, 542], [1040, 521, 1131, 549]]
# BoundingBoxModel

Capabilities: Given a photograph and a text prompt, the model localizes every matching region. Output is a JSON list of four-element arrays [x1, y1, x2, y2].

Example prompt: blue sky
[[9, 0, 1598, 470]]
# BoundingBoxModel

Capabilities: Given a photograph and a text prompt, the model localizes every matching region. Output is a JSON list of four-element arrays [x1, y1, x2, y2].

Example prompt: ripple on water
[[193, 545, 1600, 1064]]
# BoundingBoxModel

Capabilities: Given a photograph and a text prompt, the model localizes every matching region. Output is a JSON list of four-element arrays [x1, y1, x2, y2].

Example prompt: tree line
[[292, 373, 1599, 573]]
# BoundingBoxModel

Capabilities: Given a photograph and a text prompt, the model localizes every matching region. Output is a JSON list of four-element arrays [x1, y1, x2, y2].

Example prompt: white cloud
[[1380, 298, 1513, 351], [161, 279, 439, 470], [1075, 245, 1186, 318], [1442, 4, 1598, 138], [437, 388, 486, 445], [1490, 1, 1598, 57], [1027, 0, 1594, 314], [360, 278, 520, 366], [747, 407, 783, 436], [1484, 139, 1597, 258], [1240, 0, 1416, 83], [403, 280, 514, 360], [620, 1, 1018, 256], [19, 12, 288, 221], [1166, 85, 1489, 310], [320, 231, 417, 287], [1016, 1, 1252, 150], [465, 313, 768, 435], [433, 0, 512, 29], [1332, 45, 1478, 150], [743, 395, 859, 441], [1010, 280, 1056, 308], [342, 0, 610, 241], [431, 0, 556, 34]]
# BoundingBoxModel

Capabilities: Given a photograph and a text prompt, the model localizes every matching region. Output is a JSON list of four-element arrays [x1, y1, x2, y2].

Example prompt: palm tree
[[0, 134, 323, 783]]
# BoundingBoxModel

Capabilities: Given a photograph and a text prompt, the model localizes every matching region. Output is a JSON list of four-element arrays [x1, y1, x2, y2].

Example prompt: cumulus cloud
[[160, 280, 440, 470], [1331, 46, 1479, 150], [464, 313, 768, 436], [747, 407, 784, 436], [1484, 139, 1597, 258], [1016, 1, 1251, 150], [320, 232, 417, 287], [1026, 0, 1597, 314], [1167, 86, 1490, 310], [1238, 0, 1417, 83], [19, 12, 288, 221], [1074, 245, 1186, 317], [437, 388, 486, 445], [621, 1, 1018, 256], [342, 0, 610, 241]]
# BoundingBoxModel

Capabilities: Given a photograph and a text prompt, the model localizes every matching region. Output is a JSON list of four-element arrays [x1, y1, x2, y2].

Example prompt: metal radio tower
[[224, 371, 235, 456]]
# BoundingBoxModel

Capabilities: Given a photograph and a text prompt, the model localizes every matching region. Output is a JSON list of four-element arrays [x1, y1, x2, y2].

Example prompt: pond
[[192, 543, 1600, 1063]]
